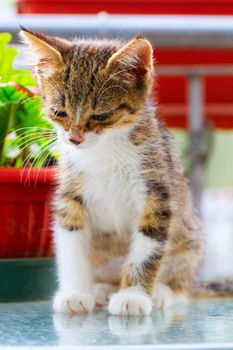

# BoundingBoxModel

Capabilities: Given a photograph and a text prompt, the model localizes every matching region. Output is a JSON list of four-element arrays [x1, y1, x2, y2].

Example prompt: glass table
[[0, 299, 233, 349]]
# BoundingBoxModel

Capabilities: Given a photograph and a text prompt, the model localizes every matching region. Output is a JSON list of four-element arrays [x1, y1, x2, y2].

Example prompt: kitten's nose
[[69, 134, 85, 145]]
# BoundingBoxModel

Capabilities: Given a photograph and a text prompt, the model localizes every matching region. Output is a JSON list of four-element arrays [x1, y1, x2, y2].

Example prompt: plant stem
[[0, 102, 18, 166]]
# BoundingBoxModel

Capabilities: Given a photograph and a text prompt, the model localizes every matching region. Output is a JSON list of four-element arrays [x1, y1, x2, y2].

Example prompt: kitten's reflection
[[53, 313, 86, 345], [108, 316, 154, 345], [108, 315, 153, 337], [53, 305, 189, 346], [53, 311, 154, 345], [108, 305, 189, 344]]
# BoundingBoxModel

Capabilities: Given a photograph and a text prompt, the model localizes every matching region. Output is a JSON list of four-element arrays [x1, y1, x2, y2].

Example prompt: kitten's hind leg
[[152, 282, 188, 310], [153, 239, 203, 310]]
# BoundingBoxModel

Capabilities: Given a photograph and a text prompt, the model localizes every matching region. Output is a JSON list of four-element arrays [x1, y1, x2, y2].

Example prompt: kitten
[[21, 28, 204, 316]]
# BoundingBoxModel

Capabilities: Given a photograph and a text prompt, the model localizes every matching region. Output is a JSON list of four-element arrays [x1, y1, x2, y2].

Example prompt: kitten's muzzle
[[68, 130, 85, 145]]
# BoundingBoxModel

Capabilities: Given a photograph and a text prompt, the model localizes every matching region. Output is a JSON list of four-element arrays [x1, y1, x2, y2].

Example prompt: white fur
[[53, 224, 94, 314], [59, 128, 146, 235], [54, 224, 92, 293], [108, 287, 153, 316], [129, 231, 162, 266], [53, 291, 94, 314], [152, 282, 188, 310], [54, 128, 169, 316]]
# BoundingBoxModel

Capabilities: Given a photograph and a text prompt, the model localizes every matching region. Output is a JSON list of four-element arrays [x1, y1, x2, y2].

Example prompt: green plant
[[0, 33, 57, 168]]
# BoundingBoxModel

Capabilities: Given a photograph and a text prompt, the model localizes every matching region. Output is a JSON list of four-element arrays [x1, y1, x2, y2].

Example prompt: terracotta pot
[[0, 168, 56, 258]]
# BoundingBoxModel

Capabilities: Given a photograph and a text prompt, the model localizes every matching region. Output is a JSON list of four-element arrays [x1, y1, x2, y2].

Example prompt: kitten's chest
[[76, 135, 145, 233], [85, 165, 138, 233]]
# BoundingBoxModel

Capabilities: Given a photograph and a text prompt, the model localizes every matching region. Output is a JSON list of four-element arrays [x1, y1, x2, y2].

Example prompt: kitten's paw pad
[[108, 288, 153, 316], [153, 283, 188, 310], [53, 292, 95, 315], [94, 283, 118, 307]]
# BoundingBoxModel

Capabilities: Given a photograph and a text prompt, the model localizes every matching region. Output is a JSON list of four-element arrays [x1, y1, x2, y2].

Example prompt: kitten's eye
[[52, 108, 67, 118], [91, 112, 112, 121]]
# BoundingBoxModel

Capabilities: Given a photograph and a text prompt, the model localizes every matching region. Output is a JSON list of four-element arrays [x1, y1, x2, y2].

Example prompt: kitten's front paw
[[53, 291, 95, 315], [108, 288, 153, 316]]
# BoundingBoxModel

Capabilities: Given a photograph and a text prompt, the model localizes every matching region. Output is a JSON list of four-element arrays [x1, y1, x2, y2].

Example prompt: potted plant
[[0, 33, 57, 301]]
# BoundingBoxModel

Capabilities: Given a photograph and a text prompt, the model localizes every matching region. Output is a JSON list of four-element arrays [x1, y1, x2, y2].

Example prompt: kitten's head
[[20, 28, 154, 147]]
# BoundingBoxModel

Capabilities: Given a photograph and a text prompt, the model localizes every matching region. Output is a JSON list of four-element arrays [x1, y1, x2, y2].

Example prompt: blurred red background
[[16, 0, 233, 129]]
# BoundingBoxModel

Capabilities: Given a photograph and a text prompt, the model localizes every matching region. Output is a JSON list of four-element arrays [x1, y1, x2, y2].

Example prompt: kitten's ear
[[20, 27, 70, 77], [106, 36, 153, 80]]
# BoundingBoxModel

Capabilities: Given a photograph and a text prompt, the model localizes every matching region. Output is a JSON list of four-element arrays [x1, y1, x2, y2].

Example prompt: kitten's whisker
[[32, 139, 57, 169], [20, 95, 38, 104], [13, 130, 55, 136], [23, 141, 57, 187], [15, 134, 56, 154], [12, 131, 56, 142], [10, 126, 54, 134], [13, 138, 47, 154], [11, 129, 56, 143], [21, 137, 57, 183], [34, 141, 58, 186], [23, 137, 57, 169], [10, 132, 56, 152]]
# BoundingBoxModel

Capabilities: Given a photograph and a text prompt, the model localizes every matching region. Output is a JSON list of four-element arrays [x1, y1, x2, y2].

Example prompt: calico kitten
[[21, 28, 204, 316]]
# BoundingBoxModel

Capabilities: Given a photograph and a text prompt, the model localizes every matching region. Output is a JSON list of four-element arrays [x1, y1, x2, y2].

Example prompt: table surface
[[0, 299, 233, 349]]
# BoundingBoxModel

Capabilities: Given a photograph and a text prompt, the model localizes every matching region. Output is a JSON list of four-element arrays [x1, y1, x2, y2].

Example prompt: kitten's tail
[[191, 278, 233, 299]]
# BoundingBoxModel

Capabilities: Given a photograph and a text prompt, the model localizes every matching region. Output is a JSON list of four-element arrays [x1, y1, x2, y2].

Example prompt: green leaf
[[0, 33, 57, 168], [0, 101, 18, 166], [0, 33, 36, 86], [0, 86, 56, 167]]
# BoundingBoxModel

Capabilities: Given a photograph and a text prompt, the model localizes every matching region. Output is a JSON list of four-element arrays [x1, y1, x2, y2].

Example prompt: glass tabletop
[[0, 299, 233, 349]]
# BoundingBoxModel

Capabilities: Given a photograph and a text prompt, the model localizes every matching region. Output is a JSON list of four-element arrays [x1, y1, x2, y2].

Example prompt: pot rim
[[0, 167, 57, 184]]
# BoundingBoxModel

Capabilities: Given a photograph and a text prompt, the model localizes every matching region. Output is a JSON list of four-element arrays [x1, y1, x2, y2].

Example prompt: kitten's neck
[[129, 98, 158, 146]]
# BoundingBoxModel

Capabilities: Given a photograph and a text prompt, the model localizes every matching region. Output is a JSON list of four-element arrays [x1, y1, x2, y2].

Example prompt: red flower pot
[[0, 168, 56, 258], [16, 0, 233, 15]]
